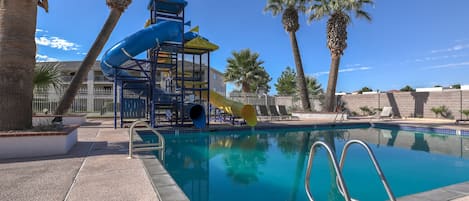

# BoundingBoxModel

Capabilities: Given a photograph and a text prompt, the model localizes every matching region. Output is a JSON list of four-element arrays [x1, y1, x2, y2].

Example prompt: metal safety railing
[[305, 141, 352, 201], [305, 139, 395, 201], [337, 140, 396, 201], [128, 120, 165, 161]]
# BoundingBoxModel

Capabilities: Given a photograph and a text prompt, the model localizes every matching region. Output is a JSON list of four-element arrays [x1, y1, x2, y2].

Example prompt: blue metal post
[[113, 70, 117, 129]]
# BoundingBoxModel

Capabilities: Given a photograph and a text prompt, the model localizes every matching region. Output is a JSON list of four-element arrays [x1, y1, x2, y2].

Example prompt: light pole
[[378, 89, 381, 110]]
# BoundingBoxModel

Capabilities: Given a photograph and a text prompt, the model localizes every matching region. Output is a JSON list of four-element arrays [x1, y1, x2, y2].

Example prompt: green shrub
[[431, 105, 450, 118], [461, 110, 469, 119]]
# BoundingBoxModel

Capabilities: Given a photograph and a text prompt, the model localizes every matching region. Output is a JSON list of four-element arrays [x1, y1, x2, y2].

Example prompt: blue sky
[[36, 0, 469, 94]]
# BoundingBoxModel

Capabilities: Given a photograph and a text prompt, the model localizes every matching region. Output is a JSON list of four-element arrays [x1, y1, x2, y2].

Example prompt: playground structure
[[100, 0, 257, 128]]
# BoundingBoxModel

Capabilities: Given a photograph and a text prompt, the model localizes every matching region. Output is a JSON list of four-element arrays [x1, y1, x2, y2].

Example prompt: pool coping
[[133, 134, 190, 201], [397, 181, 469, 201], [142, 121, 469, 201]]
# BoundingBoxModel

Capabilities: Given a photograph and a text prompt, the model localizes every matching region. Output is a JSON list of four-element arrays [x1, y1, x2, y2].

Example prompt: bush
[[431, 105, 451, 119], [461, 110, 469, 119], [359, 106, 376, 116]]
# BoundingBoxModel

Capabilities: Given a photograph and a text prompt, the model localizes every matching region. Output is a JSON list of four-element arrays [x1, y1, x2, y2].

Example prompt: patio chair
[[268, 105, 282, 120], [256, 105, 271, 121], [277, 105, 299, 120], [377, 106, 393, 119]]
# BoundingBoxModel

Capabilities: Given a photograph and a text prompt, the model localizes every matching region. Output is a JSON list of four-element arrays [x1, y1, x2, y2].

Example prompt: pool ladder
[[128, 120, 165, 161], [304, 140, 396, 201]]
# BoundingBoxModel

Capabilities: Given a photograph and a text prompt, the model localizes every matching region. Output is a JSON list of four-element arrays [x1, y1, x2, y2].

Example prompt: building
[[40, 60, 226, 94]]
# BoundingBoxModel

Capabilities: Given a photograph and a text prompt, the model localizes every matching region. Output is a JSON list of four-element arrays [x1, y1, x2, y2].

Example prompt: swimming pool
[[141, 125, 469, 201]]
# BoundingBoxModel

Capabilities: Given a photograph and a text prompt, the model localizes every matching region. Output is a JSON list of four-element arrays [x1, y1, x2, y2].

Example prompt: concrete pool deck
[[0, 117, 468, 201], [0, 119, 158, 201]]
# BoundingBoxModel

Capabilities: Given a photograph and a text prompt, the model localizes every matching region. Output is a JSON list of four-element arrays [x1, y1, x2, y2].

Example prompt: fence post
[[87, 71, 94, 113]]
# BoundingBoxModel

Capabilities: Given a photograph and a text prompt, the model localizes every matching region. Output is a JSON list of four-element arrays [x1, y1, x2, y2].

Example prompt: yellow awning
[[184, 37, 219, 52]]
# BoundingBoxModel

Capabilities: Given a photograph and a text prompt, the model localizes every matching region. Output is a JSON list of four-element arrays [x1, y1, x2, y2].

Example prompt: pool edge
[[133, 134, 190, 201]]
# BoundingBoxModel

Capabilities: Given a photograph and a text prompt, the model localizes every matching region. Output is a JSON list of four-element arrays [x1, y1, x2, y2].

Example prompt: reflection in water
[[411, 133, 430, 152], [216, 134, 269, 184], [157, 127, 469, 201], [386, 130, 399, 146]]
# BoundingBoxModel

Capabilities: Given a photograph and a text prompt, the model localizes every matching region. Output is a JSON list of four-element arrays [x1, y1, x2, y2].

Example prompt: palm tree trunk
[[324, 54, 341, 112], [0, 0, 37, 130], [288, 32, 311, 112], [289, 132, 310, 201], [54, 8, 122, 115]]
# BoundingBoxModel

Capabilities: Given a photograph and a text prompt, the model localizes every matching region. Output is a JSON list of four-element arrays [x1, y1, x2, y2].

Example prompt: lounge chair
[[277, 105, 299, 120], [256, 105, 271, 121], [268, 105, 282, 120], [378, 106, 393, 119]]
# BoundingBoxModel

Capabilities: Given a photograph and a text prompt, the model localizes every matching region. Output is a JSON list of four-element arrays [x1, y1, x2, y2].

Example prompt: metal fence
[[32, 87, 114, 114], [229, 92, 325, 112], [33, 89, 326, 115]]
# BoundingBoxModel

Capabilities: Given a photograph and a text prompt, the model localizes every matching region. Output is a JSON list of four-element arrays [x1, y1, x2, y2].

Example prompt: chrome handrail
[[305, 141, 352, 201], [128, 120, 165, 161], [337, 140, 396, 201]]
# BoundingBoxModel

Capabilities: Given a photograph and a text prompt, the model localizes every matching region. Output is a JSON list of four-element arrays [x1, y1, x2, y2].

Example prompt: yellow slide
[[200, 90, 257, 127]]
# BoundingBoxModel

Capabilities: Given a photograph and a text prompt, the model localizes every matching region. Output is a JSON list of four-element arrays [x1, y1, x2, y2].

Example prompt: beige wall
[[340, 90, 469, 119]]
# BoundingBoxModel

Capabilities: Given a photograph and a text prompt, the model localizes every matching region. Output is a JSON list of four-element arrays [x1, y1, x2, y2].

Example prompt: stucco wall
[[339, 90, 469, 119]]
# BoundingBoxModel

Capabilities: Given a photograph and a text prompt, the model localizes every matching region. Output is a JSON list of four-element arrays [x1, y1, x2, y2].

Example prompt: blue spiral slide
[[100, 20, 206, 128]]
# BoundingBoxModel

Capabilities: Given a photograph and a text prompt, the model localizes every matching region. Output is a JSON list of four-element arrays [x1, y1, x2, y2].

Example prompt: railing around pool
[[305, 139, 396, 201], [128, 120, 165, 161]]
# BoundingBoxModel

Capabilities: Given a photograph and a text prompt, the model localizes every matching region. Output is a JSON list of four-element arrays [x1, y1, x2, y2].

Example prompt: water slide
[[100, 20, 206, 128], [201, 90, 257, 127], [101, 1, 257, 127]]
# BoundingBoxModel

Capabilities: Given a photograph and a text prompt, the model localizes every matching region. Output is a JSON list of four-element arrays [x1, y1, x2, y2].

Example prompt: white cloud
[[425, 62, 469, 69], [36, 54, 58, 62], [312, 66, 372, 77], [35, 36, 79, 51], [76, 52, 87, 55], [415, 54, 466, 63], [431, 44, 469, 54], [36, 28, 47, 33], [345, 64, 363, 67]]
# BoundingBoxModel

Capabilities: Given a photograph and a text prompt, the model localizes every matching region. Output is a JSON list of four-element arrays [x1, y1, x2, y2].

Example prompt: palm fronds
[[34, 62, 63, 91]]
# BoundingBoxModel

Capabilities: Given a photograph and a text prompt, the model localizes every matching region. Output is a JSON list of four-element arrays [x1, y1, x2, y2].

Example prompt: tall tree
[[275, 66, 297, 96], [400, 85, 415, 92], [250, 66, 272, 93], [305, 76, 323, 96], [0, 1, 47, 130], [54, 0, 132, 115], [224, 49, 270, 93], [308, 0, 374, 112], [358, 86, 372, 94], [265, 0, 311, 111]]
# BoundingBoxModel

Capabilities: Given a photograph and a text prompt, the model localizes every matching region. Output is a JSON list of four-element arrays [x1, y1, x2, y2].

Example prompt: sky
[[36, 0, 469, 94]]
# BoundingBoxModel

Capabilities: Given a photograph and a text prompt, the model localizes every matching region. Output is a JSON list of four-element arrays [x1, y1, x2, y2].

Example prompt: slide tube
[[201, 90, 257, 127], [100, 21, 206, 128]]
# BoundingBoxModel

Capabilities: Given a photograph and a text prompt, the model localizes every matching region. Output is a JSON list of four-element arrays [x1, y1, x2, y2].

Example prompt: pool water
[[141, 126, 469, 201]]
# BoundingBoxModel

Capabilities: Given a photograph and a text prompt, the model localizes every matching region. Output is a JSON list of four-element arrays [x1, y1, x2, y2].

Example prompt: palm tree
[[224, 49, 269, 93], [265, 0, 311, 111], [305, 76, 323, 96], [0, 1, 41, 130], [34, 63, 63, 90], [54, 0, 132, 115], [308, 0, 373, 112]]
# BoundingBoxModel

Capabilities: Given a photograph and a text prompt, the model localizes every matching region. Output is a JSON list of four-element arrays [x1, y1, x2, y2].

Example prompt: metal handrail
[[337, 140, 396, 201], [333, 110, 347, 124], [128, 120, 165, 161], [305, 141, 352, 201]]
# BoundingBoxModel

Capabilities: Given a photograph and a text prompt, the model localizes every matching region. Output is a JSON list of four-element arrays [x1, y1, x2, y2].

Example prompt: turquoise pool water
[[141, 126, 469, 201]]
